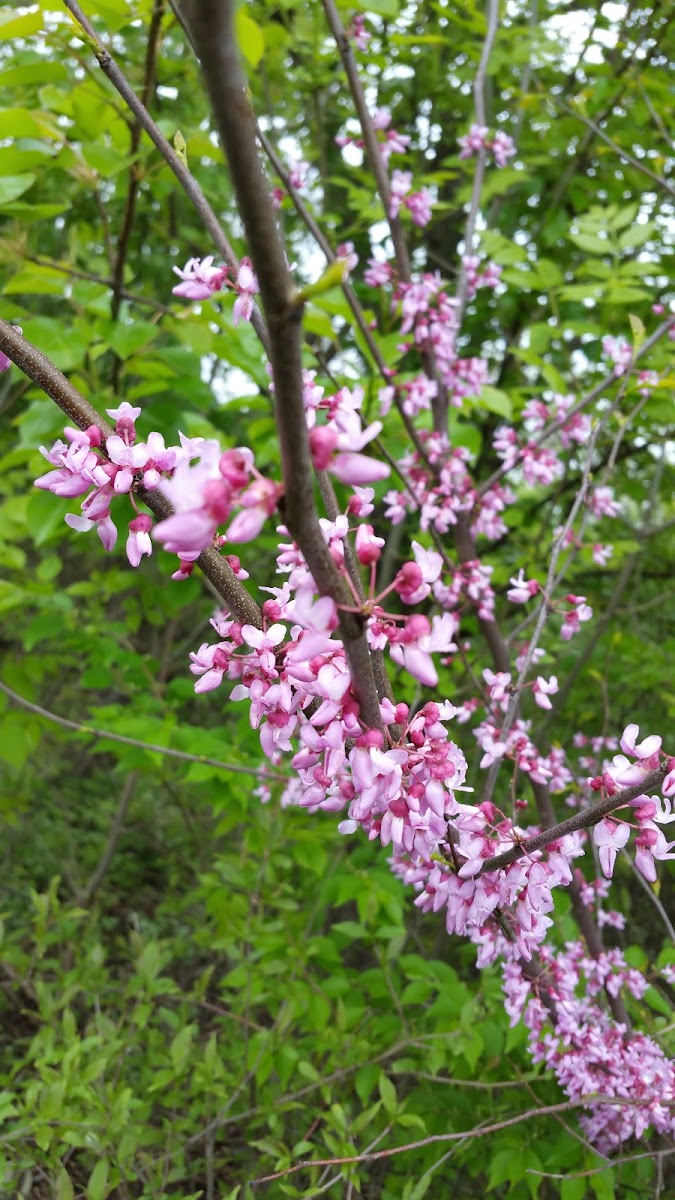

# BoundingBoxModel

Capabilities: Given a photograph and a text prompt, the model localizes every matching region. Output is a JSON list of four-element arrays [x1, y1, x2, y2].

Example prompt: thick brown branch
[[179, 0, 384, 730]]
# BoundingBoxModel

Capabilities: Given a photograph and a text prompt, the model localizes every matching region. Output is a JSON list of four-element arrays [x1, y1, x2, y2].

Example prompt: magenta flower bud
[[86, 425, 103, 447], [355, 729, 384, 749], [263, 598, 282, 621], [219, 449, 252, 489], [129, 513, 152, 534], [394, 561, 423, 598], [309, 425, 339, 470], [401, 614, 431, 643], [355, 523, 385, 565], [202, 478, 233, 523]]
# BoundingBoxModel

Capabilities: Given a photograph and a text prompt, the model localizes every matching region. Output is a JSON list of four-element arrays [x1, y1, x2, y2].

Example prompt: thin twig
[[477, 766, 667, 875], [546, 91, 675, 198], [0, 681, 287, 782], [61, 0, 270, 355], [79, 771, 139, 904], [478, 315, 675, 497], [250, 1093, 672, 1185]]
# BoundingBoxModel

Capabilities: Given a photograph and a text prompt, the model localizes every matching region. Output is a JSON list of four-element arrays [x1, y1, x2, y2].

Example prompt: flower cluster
[[172, 256, 259, 324], [337, 105, 411, 167], [503, 942, 675, 1154], [389, 169, 433, 227], [34, 403, 280, 574], [458, 123, 516, 167]]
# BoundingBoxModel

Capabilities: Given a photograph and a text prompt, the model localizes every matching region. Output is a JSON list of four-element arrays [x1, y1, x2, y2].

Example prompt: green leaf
[[561, 1177, 587, 1200], [0, 7, 43, 37], [0, 173, 36, 204], [628, 313, 645, 350], [478, 385, 512, 420], [378, 1072, 397, 1115], [356, 0, 400, 16], [299, 260, 348, 301], [55, 1169, 75, 1200], [87, 1160, 109, 1200], [236, 9, 265, 68], [619, 222, 654, 250], [170, 1025, 195, 1074], [590, 1169, 615, 1200], [569, 232, 613, 254]]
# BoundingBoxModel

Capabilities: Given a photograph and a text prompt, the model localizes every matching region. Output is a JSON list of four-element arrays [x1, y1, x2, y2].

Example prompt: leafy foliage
[[0, 0, 673, 1196]]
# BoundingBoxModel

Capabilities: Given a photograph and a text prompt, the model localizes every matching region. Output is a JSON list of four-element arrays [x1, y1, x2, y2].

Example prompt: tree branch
[[0, 681, 286, 781], [179, 0, 384, 731], [477, 315, 675, 498], [320, 0, 411, 281], [478, 766, 667, 875]]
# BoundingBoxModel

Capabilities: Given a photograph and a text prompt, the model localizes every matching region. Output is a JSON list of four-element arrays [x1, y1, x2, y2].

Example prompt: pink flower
[[490, 130, 516, 167], [233, 257, 259, 325], [355, 523, 385, 565], [507, 570, 539, 604], [591, 543, 613, 567], [620, 723, 662, 760], [106, 434, 150, 493], [172, 255, 227, 300], [364, 258, 393, 287], [602, 335, 632, 377], [458, 123, 488, 159], [533, 675, 558, 710], [593, 818, 630, 878], [126, 513, 153, 567], [227, 477, 282, 543]]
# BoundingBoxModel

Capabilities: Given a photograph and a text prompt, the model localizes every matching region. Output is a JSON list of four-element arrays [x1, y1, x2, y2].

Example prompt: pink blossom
[[594, 818, 630, 877], [588, 486, 620, 519], [602, 334, 632, 377], [355, 523, 384, 565], [126, 513, 153, 567], [591, 542, 613, 567], [533, 675, 558, 710], [172, 255, 227, 300], [106, 434, 150, 493], [620, 723, 662, 760], [364, 258, 393, 287], [507, 570, 539, 604], [233, 257, 259, 325]]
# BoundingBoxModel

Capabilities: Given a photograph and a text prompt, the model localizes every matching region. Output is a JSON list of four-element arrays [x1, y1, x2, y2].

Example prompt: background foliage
[[0, 0, 673, 1196]]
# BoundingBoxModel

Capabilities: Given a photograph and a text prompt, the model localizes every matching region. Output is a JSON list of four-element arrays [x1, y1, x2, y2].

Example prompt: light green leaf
[[478, 385, 512, 420], [0, 173, 36, 204], [55, 1169, 75, 1200], [356, 0, 399, 15], [628, 313, 645, 350], [569, 231, 613, 255], [378, 1072, 397, 1115], [0, 7, 43, 37], [236, 9, 264, 68], [619, 222, 654, 250], [87, 1159, 109, 1200]]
